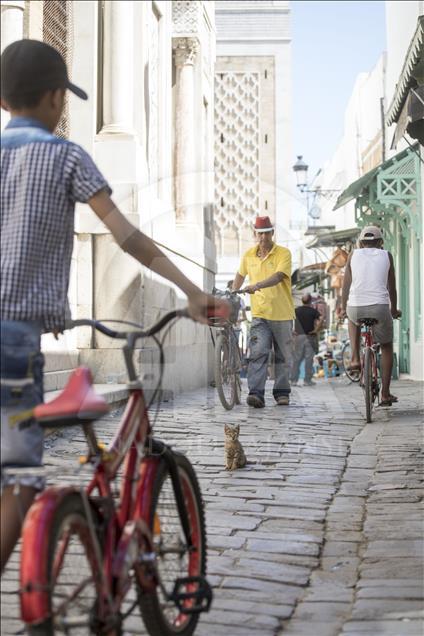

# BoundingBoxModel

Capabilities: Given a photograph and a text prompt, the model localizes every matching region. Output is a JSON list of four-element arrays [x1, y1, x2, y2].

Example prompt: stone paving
[[1, 377, 423, 635]]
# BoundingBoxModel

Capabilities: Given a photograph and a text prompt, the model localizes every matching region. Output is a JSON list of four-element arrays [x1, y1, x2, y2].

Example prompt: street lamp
[[292, 155, 309, 193], [292, 155, 341, 224], [292, 155, 341, 198]]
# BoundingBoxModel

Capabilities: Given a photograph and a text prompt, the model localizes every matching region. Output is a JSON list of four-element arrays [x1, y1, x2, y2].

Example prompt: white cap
[[359, 225, 383, 241]]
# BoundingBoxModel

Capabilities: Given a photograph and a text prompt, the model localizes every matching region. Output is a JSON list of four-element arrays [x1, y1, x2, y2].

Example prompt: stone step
[[44, 383, 129, 408]]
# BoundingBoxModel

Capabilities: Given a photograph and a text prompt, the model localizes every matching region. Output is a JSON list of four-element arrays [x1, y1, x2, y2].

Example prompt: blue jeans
[[248, 318, 293, 400], [291, 334, 315, 382], [1, 321, 44, 489]]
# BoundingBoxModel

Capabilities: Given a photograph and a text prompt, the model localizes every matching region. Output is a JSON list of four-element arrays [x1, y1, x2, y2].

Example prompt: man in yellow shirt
[[232, 216, 294, 407]]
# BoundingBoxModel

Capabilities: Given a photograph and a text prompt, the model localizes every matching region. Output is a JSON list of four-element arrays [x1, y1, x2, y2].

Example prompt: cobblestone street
[[1, 377, 423, 636]]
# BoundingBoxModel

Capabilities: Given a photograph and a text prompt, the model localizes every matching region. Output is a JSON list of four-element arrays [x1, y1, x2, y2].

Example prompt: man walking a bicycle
[[340, 225, 401, 406], [231, 216, 294, 408]]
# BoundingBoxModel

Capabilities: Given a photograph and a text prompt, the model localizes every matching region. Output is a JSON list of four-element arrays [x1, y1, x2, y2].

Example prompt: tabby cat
[[224, 423, 247, 470]]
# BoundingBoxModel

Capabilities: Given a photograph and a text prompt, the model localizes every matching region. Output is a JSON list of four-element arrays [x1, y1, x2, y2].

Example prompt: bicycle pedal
[[169, 576, 213, 615]]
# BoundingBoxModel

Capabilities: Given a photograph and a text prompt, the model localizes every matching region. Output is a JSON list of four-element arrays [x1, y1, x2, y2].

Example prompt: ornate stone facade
[[172, 0, 201, 35], [214, 1, 292, 287], [214, 71, 260, 256]]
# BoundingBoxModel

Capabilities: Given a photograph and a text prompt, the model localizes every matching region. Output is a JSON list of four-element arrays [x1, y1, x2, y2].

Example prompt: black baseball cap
[[1, 39, 88, 101]]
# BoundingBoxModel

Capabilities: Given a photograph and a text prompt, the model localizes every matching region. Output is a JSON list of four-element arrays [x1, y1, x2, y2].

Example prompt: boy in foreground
[[0, 39, 227, 572]]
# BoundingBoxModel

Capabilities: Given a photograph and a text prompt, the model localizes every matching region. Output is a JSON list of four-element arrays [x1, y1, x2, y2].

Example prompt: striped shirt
[[1, 117, 111, 331]]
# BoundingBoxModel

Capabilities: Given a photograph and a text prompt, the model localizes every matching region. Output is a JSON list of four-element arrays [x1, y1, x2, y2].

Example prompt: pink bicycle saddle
[[34, 367, 109, 425]]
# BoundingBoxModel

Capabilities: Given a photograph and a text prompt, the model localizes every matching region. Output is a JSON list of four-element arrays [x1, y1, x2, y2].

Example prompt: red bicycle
[[358, 318, 380, 423], [10, 308, 223, 635]]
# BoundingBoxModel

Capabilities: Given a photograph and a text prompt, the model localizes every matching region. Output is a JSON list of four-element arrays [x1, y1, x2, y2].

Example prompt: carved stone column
[[173, 36, 199, 222], [100, 0, 134, 135]]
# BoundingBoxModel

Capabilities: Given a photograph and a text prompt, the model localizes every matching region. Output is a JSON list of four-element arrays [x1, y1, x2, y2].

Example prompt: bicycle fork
[[141, 439, 213, 615]]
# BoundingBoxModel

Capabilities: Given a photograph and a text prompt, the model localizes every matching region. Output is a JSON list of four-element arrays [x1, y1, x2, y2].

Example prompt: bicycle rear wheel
[[25, 493, 104, 636], [139, 453, 207, 636], [363, 348, 373, 423], [214, 333, 236, 410]]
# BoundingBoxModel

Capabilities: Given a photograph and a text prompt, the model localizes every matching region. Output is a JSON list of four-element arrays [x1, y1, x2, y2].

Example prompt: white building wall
[[1, 0, 217, 396], [316, 56, 386, 232]]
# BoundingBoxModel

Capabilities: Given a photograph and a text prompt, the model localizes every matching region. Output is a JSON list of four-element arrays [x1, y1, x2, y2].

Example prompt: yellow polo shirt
[[239, 244, 294, 321]]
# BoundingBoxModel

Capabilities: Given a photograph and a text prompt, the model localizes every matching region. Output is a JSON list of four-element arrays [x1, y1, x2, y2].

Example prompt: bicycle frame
[[359, 323, 380, 421], [359, 325, 379, 383], [20, 385, 162, 625]]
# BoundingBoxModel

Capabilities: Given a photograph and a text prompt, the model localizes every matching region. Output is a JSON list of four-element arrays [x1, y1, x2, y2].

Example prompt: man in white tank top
[[340, 226, 401, 406]]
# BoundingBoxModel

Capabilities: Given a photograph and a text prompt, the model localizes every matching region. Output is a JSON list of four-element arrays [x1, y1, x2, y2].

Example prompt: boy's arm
[[88, 190, 224, 323], [387, 252, 401, 318]]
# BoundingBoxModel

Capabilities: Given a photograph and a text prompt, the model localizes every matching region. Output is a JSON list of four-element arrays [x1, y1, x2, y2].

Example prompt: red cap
[[253, 216, 274, 232]]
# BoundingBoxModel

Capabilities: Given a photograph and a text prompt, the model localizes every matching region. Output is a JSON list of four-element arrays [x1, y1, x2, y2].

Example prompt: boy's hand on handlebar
[[187, 291, 230, 324]]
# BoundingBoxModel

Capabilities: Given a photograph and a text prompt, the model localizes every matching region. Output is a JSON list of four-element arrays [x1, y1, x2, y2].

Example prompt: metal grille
[[43, 0, 73, 138]]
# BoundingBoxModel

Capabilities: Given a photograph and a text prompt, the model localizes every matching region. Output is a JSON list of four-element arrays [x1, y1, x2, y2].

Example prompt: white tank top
[[348, 248, 390, 306]]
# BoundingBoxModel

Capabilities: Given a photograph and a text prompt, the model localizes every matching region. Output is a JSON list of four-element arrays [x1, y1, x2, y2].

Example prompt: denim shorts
[[1, 320, 45, 490]]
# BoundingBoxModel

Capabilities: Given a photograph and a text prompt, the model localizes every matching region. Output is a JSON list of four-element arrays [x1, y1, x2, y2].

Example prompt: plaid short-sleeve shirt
[[1, 117, 111, 331]]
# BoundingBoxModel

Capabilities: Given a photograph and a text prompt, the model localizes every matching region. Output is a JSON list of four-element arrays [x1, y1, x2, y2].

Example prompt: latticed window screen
[[43, 0, 73, 138]]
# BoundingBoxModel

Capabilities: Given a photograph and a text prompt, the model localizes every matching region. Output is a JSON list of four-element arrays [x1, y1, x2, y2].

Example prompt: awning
[[305, 227, 360, 249], [302, 261, 327, 271], [291, 262, 328, 288], [333, 169, 378, 210], [391, 86, 424, 149], [293, 272, 327, 290], [333, 168, 378, 210], [304, 225, 335, 236], [333, 144, 415, 210], [386, 15, 424, 126]]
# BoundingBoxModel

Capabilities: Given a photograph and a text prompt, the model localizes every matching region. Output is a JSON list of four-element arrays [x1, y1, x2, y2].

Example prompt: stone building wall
[[1, 0, 217, 396]]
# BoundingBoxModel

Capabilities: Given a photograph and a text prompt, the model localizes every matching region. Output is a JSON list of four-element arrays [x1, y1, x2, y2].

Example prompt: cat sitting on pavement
[[224, 423, 247, 470]]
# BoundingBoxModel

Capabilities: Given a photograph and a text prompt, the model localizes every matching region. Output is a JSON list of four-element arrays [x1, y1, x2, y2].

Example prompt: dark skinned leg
[[348, 319, 361, 367], [380, 341, 393, 402], [1, 485, 37, 574]]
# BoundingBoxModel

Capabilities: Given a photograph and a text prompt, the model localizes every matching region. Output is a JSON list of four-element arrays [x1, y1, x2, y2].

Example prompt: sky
[[291, 0, 386, 182]]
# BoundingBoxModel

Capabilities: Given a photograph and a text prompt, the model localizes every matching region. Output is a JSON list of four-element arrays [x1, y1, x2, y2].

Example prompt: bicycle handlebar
[[66, 304, 231, 342]]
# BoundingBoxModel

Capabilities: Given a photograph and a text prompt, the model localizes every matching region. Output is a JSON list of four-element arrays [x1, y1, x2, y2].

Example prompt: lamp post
[[292, 155, 340, 226]]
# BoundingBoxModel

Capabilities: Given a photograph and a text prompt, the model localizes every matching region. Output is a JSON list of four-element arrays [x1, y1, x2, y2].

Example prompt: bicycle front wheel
[[214, 333, 236, 410], [139, 453, 207, 636], [25, 493, 104, 636], [363, 348, 373, 423], [342, 340, 360, 382]]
